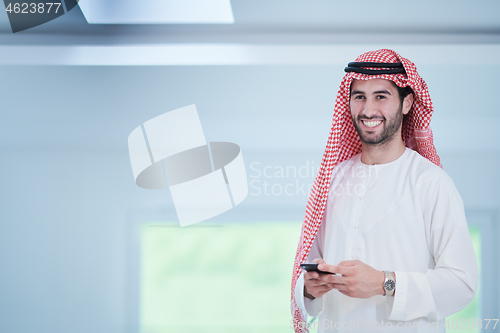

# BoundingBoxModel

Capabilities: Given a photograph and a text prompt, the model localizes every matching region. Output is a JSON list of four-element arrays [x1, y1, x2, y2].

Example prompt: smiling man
[[290, 49, 478, 332], [350, 79, 413, 148]]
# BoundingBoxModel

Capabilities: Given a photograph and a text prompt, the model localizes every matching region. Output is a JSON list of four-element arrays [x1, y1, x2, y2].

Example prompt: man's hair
[[393, 82, 414, 104], [393, 83, 413, 127]]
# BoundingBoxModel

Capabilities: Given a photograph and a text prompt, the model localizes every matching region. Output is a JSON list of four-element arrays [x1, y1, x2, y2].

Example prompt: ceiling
[[0, 0, 500, 45]]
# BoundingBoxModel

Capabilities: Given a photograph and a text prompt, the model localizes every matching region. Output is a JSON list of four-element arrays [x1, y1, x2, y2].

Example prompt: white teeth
[[362, 120, 382, 128]]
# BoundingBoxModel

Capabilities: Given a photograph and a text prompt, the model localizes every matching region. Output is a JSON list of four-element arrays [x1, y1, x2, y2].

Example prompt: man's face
[[349, 78, 411, 145]]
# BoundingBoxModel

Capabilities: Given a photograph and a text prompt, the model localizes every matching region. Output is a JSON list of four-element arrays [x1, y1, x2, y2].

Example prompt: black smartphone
[[300, 263, 335, 274]]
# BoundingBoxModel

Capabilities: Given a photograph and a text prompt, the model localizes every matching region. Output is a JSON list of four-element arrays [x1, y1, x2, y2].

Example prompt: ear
[[402, 93, 414, 115]]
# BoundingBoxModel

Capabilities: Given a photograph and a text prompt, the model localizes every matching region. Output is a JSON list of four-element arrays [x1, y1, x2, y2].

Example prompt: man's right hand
[[303, 258, 337, 299]]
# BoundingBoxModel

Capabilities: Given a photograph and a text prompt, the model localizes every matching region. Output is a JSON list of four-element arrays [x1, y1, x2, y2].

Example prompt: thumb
[[312, 258, 325, 264]]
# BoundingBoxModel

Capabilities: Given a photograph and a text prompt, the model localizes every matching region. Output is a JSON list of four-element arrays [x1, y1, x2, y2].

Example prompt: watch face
[[384, 280, 395, 291]]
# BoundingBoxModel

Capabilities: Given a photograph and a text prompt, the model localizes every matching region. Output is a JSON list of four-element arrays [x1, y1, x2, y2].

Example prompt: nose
[[362, 99, 379, 118]]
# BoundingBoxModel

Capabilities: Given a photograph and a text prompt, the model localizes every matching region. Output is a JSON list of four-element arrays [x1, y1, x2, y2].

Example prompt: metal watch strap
[[383, 271, 395, 296]]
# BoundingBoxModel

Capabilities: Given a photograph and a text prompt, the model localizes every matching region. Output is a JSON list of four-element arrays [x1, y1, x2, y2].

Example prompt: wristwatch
[[383, 271, 395, 296]]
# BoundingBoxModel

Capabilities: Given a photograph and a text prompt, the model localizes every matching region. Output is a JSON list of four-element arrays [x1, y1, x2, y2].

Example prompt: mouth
[[361, 119, 383, 129]]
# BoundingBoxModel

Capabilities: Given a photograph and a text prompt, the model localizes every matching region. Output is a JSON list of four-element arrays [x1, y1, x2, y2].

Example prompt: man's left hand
[[317, 260, 386, 298]]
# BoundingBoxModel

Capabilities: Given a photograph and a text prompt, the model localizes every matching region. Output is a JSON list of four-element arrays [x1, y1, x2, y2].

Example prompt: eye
[[376, 95, 387, 100], [353, 95, 365, 100]]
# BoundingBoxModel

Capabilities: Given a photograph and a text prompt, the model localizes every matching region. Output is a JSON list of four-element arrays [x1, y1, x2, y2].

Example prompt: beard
[[351, 104, 403, 145]]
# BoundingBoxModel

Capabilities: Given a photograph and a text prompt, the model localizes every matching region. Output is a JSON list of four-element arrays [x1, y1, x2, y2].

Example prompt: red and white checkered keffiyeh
[[290, 49, 442, 332]]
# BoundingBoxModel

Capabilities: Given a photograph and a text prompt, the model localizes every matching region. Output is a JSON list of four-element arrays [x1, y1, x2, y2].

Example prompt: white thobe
[[294, 148, 478, 332]]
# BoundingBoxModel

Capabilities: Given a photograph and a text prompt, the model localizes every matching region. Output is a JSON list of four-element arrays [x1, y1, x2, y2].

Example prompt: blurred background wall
[[0, 1, 499, 332]]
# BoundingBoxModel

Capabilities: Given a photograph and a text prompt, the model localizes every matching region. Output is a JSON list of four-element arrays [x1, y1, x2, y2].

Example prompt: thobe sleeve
[[387, 169, 479, 321], [294, 209, 327, 318]]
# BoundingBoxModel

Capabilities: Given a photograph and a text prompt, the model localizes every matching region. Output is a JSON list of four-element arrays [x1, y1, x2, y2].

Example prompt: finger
[[330, 283, 348, 292], [307, 282, 333, 293], [324, 264, 354, 276], [304, 271, 320, 280], [308, 284, 334, 292], [306, 275, 327, 286], [312, 258, 325, 264], [325, 274, 347, 285], [317, 263, 342, 275], [338, 260, 360, 267], [309, 283, 338, 295], [308, 276, 336, 287], [313, 272, 344, 284]]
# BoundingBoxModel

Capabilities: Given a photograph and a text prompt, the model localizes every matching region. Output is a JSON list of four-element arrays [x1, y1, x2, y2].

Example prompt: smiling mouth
[[361, 120, 382, 128]]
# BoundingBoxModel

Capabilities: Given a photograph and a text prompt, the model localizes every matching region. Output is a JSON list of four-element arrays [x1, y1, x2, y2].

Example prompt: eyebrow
[[351, 90, 392, 95], [373, 90, 392, 95]]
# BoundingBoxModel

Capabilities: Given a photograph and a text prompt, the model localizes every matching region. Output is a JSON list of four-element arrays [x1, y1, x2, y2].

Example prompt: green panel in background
[[141, 223, 302, 333], [141, 223, 481, 333]]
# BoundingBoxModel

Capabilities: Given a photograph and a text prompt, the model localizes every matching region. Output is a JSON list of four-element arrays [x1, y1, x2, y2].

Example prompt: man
[[290, 49, 478, 333]]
